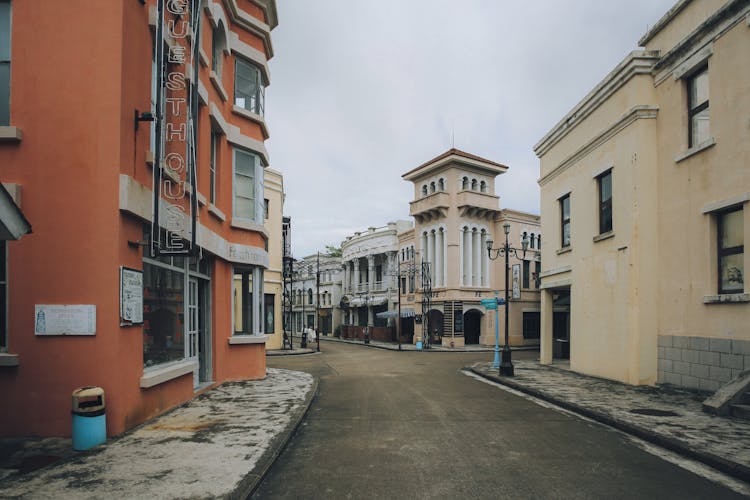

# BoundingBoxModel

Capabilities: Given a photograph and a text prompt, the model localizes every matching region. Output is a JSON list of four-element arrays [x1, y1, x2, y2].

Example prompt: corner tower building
[[402, 149, 541, 348]]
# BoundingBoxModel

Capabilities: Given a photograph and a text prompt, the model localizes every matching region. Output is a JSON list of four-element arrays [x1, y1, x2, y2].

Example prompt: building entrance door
[[464, 310, 482, 344]]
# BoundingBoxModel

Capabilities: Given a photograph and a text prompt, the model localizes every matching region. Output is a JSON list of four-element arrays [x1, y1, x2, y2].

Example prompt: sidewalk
[[322, 335, 539, 352], [0, 368, 316, 499], [469, 360, 750, 483]]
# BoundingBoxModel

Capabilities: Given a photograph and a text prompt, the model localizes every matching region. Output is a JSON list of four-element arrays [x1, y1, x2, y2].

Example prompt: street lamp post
[[486, 222, 528, 377]]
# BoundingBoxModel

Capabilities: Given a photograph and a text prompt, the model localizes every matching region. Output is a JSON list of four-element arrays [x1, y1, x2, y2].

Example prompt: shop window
[[143, 260, 186, 367], [233, 266, 263, 335], [235, 58, 264, 116], [688, 66, 709, 148], [597, 170, 612, 234], [717, 206, 744, 294], [0, 0, 10, 126], [264, 294, 274, 333], [560, 194, 571, 247]]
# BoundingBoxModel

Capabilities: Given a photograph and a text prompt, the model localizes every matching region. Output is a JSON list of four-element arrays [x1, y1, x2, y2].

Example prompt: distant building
[[340, 222, 412, 341], [534, 0, 749, 387], [401, 149, 541, 347], [263, 168, 285, 350], [289, 253, 343, 337]]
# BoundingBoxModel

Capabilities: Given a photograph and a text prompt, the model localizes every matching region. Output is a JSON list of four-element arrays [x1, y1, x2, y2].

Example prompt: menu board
[[120, 267, 144, 325]]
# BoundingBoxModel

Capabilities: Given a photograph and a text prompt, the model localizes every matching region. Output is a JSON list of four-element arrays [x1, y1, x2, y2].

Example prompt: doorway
[[464, 310, 482, 344], [552, 289, 570, 360]]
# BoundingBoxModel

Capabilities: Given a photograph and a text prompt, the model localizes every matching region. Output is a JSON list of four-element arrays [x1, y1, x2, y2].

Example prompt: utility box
[[71, 386, 106, 451]]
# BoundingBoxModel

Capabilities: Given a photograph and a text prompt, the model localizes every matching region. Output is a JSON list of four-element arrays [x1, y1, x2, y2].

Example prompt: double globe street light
[[486, 222, 529, 377]]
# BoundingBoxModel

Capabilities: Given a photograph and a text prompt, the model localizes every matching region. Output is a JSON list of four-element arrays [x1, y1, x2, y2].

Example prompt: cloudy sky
[[265, 0, 675, 258]]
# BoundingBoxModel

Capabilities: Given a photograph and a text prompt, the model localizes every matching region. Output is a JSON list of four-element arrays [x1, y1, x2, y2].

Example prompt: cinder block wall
[[658, 336, 750, 392]]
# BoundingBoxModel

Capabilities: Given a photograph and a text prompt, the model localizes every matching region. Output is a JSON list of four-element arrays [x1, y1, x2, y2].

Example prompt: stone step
[[730, 403, 750, 420]]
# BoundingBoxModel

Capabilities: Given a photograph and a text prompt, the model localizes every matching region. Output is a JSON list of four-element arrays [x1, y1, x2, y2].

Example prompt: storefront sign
[[35, 305, 96, 336], [152, 0, 201, 256], [512, 264, 521, 299], [120, 267, 144, 325]]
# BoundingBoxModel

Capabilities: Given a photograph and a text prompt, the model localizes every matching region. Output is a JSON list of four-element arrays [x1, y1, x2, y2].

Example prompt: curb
[[266, 349, 317, 356], [467, 367, 750, 484], [321, 337, 538, 353], [232, 375, 320, 499]]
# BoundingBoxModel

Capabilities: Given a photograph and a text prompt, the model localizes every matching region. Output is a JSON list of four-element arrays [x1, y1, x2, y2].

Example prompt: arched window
[[530, 233, 535, 249], [537, 234, 541, 249], [462, 177, 469, 190], [471, 179, 478, 191], [430, 182, 436, 193], [308, 289, 313, 305], [480, 180, 487, 193], [438, 178, 445, 191], [422, 185, 428, 196]]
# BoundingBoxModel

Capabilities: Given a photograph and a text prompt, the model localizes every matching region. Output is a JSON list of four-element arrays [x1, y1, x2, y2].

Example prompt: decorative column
[[540, 289, 554, 364], [473, 228, 481, 287], [367, 254, 376, 326], [481, 231, 488, 287], [465, 228, 473, 287], [353, 258, 360, 294], [436, 228, 444, 288]]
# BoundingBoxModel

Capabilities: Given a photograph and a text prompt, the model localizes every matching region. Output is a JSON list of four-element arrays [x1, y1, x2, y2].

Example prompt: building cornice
[[538, 105, 659, 187], [638, 0, 693, 46], [652, 0, 750, 80], [534, 51, 660, 158], [402, 149, 508, 181], [220, 0, 275, 59]]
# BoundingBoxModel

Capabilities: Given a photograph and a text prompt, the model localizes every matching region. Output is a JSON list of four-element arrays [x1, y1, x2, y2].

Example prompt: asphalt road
[[254, 341, 745, 499]]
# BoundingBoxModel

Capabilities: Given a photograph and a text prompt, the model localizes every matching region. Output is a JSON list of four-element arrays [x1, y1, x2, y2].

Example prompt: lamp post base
[[499, 348, 514, 376]]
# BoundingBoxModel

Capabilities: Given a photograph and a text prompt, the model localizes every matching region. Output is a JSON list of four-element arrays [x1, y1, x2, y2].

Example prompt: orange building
[[0, 0, 278, 437]]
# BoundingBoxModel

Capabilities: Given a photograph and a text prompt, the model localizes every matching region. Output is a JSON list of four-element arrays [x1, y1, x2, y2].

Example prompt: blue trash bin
[[71, 386, 106, 451]]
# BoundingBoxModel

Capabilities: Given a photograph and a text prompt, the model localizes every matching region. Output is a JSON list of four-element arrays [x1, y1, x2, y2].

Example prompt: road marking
[[462, 369, 750, 496]]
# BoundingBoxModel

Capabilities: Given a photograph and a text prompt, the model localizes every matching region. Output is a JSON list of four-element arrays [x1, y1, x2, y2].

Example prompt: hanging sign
[[512, 264, 521, 299], [151, 0, 201, 256]]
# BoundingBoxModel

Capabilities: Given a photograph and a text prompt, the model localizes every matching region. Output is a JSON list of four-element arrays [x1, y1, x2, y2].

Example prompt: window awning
[[0, 184, 31, 240], [376, 308, 416, 319]]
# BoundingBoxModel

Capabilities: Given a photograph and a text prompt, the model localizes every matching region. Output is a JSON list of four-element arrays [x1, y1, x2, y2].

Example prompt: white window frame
[[232, 148, 264, 224]]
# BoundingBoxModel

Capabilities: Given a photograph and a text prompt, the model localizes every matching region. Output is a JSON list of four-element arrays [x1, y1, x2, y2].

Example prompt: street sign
[[480, 298, 497, 310]]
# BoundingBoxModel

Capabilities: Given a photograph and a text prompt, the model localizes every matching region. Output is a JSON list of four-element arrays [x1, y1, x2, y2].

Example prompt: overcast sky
[[265, 0, 675, 258]]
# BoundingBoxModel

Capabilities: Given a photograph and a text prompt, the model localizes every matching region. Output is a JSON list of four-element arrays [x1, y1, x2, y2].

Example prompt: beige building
[[535, 0, 749, 388], [263, 168, 285, 350], [401, 149, 541, 348]]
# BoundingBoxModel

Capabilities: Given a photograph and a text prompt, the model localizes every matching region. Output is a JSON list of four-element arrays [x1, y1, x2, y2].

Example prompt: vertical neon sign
[[152, 0, 200, 256]]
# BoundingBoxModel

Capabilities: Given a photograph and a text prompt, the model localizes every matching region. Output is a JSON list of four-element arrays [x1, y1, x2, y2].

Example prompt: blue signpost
[[481, 296, 505, 368]]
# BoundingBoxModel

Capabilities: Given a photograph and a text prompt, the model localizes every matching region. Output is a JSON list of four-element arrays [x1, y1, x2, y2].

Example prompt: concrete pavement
[[469, 360, 750, 484], [0, 368, 316, 499]]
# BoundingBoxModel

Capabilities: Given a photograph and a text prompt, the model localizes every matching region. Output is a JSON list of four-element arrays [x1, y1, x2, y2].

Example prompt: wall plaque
[[35, 305, 96, 336]]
